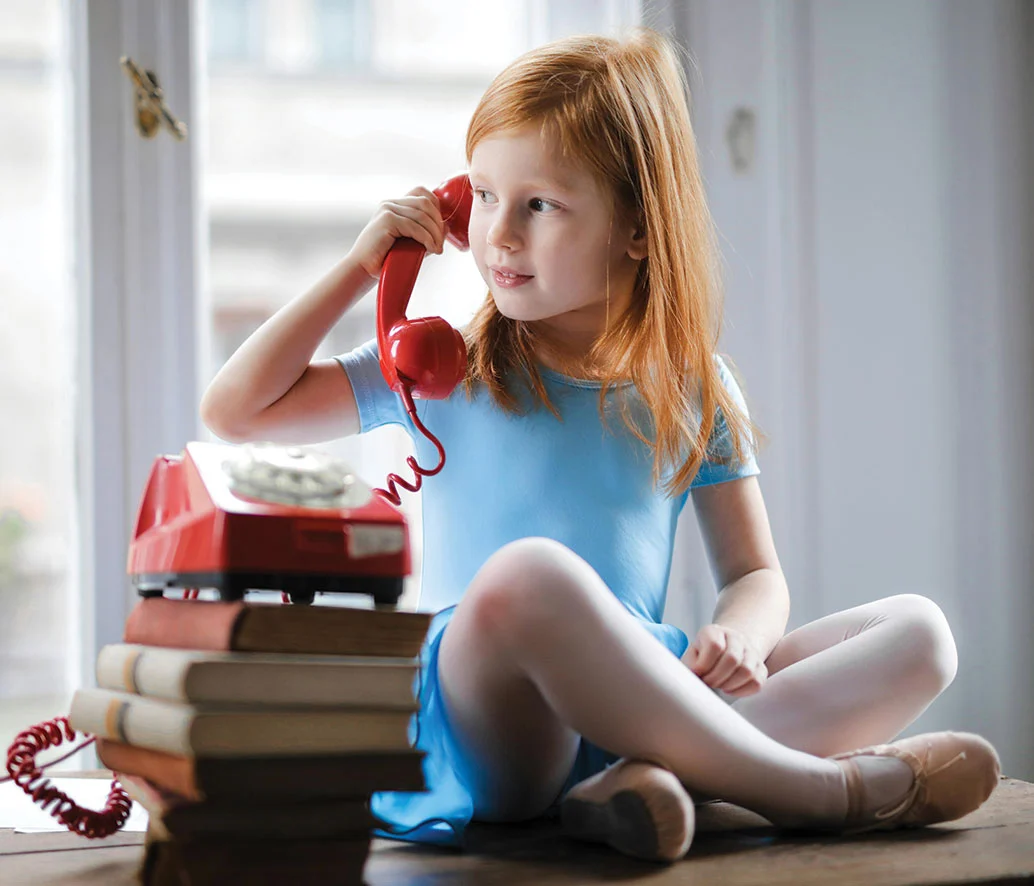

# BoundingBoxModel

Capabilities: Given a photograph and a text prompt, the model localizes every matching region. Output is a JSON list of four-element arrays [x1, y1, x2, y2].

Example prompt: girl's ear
[[627, 223, 648, 261]]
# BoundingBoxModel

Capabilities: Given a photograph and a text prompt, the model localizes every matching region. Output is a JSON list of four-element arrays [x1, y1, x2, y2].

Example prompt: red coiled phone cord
[[2, 718, 131, 838], [374, 380, 447, 506]]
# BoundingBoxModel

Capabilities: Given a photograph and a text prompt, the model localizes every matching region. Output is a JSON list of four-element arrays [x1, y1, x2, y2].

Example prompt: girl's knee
[[887, 593, 959, 691], [461, 537, 596, 640]]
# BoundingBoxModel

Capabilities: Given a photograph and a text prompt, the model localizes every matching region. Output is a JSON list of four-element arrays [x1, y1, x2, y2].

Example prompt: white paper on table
[[0, 777, 150, 832]]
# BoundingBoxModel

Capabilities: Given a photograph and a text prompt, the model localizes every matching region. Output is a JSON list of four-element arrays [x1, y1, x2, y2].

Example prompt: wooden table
[[2, 776, 1032, 885]]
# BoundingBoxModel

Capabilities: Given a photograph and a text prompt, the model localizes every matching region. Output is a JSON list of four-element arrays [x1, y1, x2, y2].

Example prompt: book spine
[[70, 689, 193, 756], [97, 739, 203, 802], [75, 689, 414, 757], [98, 738, 428, 801], [97, 643, 420, 708], [124, 597, 242, 651], [97, 645, 191, 701]]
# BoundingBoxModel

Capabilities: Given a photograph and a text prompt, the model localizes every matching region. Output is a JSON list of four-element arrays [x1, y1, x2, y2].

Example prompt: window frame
[[70, 0, 204, 690]]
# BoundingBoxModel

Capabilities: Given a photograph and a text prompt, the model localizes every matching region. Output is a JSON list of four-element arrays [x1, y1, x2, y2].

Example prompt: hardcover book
[[124, 596, 432, 658], [71, 689, 414, 757], [96, 643, 419, 709], [97, 739, 426, 802]]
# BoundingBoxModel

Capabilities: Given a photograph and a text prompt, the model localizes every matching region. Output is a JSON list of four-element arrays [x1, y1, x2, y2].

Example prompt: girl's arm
[[684, 476, 790, 694], [200, 256, 375, 445], [709, 566, 790, 662], [200, 187, 446, 445]]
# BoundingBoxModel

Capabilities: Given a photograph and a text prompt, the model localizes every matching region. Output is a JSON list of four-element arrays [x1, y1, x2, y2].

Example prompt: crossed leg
[[730, 593, 959, 757], [436, 537, 954, 829]]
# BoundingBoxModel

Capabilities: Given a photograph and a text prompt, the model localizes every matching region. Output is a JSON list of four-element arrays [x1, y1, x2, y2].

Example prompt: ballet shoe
[[560, 758, 695, 863], [829, 731, 1001, 835]]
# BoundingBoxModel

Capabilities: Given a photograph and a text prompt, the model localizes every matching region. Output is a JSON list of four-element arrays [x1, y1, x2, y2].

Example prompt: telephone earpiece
[[376, 174, 473, 400]]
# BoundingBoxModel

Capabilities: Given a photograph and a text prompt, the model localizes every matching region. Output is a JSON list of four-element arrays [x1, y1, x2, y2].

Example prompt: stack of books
[[68, 596, 432, 886]]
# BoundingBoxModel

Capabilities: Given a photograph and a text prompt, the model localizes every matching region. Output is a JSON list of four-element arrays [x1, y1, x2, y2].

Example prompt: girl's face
[[467, 125, 646, 356]]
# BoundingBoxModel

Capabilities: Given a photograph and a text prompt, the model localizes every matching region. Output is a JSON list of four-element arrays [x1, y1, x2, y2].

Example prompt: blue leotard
[[335, 338, 759, 847]]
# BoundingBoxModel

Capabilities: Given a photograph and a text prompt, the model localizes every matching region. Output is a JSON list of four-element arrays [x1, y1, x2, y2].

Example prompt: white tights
[[436, 537, 959, 828]]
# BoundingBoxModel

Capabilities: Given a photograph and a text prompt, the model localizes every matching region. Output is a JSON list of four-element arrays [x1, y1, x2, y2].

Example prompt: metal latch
[[119, 56, 188, 141]]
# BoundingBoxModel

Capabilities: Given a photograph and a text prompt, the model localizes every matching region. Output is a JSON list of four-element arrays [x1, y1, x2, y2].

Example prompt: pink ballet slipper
[[560, 758, 695, 863], [830, 731, 1001, 835]]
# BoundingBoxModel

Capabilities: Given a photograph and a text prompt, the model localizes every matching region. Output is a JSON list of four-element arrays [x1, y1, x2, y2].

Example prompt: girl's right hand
[[349, 186, 445, 279]]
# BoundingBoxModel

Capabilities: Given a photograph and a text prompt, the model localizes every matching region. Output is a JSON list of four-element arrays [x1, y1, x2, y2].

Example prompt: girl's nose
[[487, 208, 522, 251]]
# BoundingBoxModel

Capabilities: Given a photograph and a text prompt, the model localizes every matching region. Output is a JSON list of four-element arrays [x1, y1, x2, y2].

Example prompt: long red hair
[[462, 28, 763, 496]]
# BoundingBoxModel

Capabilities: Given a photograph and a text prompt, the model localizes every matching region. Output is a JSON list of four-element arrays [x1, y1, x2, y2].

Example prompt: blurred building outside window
[[208, 0, 266, 64], [314, 0, 370, 71], [0, 0, 76, 759]]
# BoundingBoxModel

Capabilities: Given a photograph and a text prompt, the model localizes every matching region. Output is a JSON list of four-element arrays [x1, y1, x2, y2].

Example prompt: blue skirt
[[370, 605, 690, 848]]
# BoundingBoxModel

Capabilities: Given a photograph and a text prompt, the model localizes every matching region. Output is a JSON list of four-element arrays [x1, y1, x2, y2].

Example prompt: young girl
[[200, 29, 1000, 863]]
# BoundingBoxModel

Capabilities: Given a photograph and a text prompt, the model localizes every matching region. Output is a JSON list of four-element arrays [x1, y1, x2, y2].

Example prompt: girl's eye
[[474, 188, 496, 205], [529, 198, 559, 213]]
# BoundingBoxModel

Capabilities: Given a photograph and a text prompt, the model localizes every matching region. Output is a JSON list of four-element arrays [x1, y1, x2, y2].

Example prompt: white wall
[[662, 0, 1034, 779]]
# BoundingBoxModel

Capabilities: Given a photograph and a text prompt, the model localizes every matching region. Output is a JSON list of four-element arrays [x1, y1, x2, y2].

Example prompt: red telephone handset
[[376, 173, 472, 399], [372, 174, 472, 506]]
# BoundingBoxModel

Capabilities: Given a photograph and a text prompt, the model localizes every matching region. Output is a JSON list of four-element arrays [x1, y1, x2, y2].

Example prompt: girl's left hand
[[684, 624, 768, 698]]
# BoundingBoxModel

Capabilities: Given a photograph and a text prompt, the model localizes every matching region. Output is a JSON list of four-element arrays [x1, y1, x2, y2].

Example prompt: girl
[[200, 29, 1000, 864]]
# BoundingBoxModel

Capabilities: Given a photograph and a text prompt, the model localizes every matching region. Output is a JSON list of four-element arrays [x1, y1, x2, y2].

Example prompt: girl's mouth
[[491, 268, 534, 288]]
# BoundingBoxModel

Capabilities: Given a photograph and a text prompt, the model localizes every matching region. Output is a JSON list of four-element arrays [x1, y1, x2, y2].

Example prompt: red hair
[[463, 29, 763, 496]]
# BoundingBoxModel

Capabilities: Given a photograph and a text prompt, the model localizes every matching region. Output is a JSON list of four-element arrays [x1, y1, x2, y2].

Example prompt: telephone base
[[132, 571, 403, 606]]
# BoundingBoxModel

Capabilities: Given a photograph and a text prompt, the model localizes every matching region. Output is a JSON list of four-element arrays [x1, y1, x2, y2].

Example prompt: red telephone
[[2, 174, 473, 837], [126, 441, 411, 606]]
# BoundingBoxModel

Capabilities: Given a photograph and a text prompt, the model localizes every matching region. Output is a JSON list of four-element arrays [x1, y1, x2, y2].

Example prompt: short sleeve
[[334, 338, 411, 433], [689, 354, 761, 489]]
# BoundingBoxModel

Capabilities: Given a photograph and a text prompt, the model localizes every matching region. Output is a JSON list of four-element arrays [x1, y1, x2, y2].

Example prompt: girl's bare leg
[[436, 537, 848, 828], [730, 594, 959, 756]]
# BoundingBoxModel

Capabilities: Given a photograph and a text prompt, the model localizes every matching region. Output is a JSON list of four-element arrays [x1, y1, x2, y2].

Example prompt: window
[[0, 0, 76, 760], [207, 0, 265, 65], [314, 0, 370, 71]]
